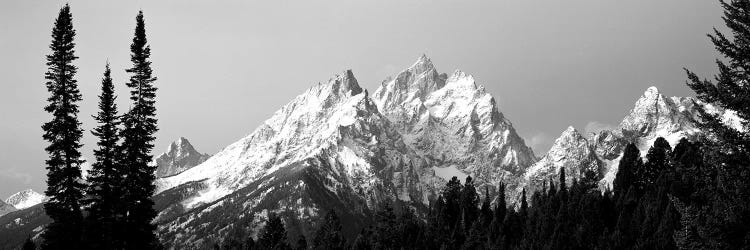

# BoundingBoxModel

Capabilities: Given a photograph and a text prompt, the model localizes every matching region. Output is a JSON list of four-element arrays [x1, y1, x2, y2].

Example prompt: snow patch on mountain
[[432, 165, 469, 182], [5, 189, 46, 210]]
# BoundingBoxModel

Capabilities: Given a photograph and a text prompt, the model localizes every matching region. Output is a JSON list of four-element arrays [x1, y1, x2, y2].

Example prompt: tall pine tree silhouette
[[41, 4, 86, 249], [683, 0, 750, 247], [85, 63, 123, 249], [121, 10, 160, 248]]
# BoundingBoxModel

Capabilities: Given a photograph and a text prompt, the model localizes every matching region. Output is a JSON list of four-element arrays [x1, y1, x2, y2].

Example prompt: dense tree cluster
[[682, 0, 750, 248], [216, 138, 707, 250], [39, 4, 160, 249]]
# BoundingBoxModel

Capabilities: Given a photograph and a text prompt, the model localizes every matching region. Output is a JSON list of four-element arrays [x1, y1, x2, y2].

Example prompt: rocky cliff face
[[154, 137, 211, 178]]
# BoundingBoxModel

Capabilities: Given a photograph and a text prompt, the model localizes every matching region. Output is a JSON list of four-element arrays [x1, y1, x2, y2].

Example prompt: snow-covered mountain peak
[[546, 126, 590, 162], [373, 55, 445, 110], [619, 86, 694, 138], [410, 54, 436, 74], [155, 137, 211, 178], [519, 126, 601, 198], [556, 126, 584, 143], [643, 86, 660, 98], [166, 137, 197, 157], [154, 70, 397, 209], [373, 56, 536, 193], [447, 70, 474, 85], [330, 69, 363, 97], [5, 189, 46, 210]]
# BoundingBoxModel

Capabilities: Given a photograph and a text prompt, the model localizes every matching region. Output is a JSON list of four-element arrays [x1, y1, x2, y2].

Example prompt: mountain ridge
[[0, 56, 735, 249]]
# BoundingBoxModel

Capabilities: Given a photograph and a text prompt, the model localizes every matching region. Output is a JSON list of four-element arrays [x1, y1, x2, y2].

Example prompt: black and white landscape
[[1, 1, 750, 250]]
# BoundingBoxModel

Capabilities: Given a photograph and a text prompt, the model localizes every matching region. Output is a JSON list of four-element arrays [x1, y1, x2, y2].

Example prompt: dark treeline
[[36, 4, 161, 250], [216, 137, 711, 250]]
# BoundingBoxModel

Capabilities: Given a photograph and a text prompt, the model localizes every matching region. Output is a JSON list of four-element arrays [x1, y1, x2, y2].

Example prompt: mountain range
[[0, 55, 740, 249]]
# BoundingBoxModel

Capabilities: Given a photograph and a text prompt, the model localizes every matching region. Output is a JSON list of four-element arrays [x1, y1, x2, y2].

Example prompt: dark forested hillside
[[215, 137, 718, 250]]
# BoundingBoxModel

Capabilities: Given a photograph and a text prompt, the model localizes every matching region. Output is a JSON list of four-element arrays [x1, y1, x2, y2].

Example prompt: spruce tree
[[351, 230, 371, 250], [84, 63, 122, 249], [682, 2, 750, 244], [40, 4, 86, 248], [642, 137, 672, 185], [372, 201, 399, 249], [558, 166, 567, 193], [479, 187, 493, 226], [489, 182, 507, 242], [259, 213, 289, 249], [295, 235, 307, 250], [312, 210, 345, 250], [441, 177, 463, 230], [613, 143, 641, 195], [520, 189, 528, 219], [120, 10, 160, 248], [23, 237, 36, 250], [460, 176, 479, 229]]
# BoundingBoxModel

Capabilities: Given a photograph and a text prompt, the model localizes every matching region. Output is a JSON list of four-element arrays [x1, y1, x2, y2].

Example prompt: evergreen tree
[[489, 182, 507, 242], [351, 230, 371, 250], [258, 213, 289, 249], [460, 176, 479, 229], [479, 187, 493, 227], [684, 1, 750, 247], [441, 177, 462, 231], [559, 166, 567, 192], [120, 10, 160, 248], [372, 201, 399, 249], [84, 63, 122, 249], [395, 204, 421, 248], [40, 4, 86, 249], [312, 210, 344, 250], [520, 189, 528, 219], [295, 235, 307, 250], [23, 237, 36, 250], [613, 143, 641, 195], [642, 137, 672, 185], [246, 237, 256, 250]]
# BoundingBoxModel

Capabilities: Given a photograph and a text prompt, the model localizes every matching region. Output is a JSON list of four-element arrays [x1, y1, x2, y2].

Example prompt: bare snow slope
[[5, 189, 46, 210]]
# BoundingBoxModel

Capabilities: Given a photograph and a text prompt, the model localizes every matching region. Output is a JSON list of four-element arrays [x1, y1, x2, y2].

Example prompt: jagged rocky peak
[[619, 86, 696, 138], [168, 137, 198, 156], [373, 55, 446, 113], [154, 137, 211, 178], [5, 189, 46, 210], [520, 126, 601, 197], [333, 69, 363, 96], [373, 55, 536, 196]]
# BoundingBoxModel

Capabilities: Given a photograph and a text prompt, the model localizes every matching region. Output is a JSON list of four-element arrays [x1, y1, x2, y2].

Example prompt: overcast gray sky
[[0, 0, 724, 198]]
